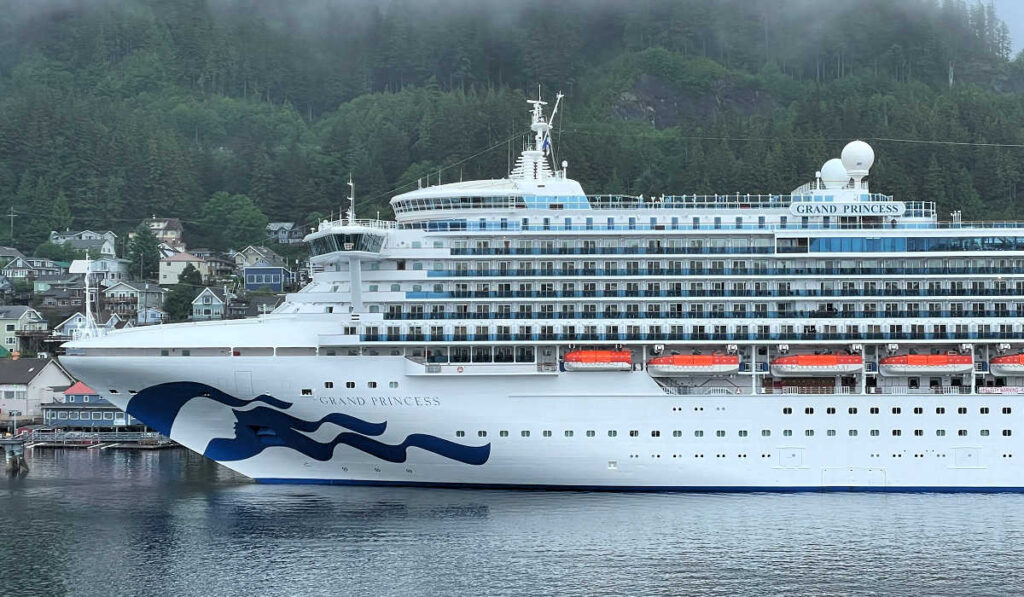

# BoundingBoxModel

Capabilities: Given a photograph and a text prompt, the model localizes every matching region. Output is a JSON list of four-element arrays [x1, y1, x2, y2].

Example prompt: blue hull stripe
[[254, 478, 1024, 493]]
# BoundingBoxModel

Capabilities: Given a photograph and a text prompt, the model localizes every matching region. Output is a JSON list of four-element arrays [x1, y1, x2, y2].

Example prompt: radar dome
[[841, 140, 874, 176], [820, 158, 849, 189]]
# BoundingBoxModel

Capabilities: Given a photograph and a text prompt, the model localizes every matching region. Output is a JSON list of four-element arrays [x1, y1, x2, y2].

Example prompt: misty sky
[[993, 0, 1024, 54]]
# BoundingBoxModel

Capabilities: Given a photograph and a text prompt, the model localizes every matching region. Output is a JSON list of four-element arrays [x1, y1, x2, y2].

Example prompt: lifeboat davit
[[771, 354, 863, 377], [878, 353, 973, 376], [647, 353, 739, 377], [988, 354, 1024, 376], [563, 350, 632, 371]]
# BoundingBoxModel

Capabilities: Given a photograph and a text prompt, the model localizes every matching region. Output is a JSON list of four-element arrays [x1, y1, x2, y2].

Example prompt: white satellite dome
[[841, 140, 874, 176], [820, 158, 849, 189]]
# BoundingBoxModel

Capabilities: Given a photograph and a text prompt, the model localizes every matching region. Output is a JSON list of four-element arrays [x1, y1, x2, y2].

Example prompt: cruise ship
[[60, 95, 1024, 490]]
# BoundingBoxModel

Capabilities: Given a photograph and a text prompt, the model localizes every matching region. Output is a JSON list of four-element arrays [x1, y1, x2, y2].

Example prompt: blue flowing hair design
[[127, 382, 490, 465]]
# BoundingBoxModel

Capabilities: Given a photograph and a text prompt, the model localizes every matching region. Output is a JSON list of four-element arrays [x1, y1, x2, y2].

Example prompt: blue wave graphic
[[126, 382, 490, 466]]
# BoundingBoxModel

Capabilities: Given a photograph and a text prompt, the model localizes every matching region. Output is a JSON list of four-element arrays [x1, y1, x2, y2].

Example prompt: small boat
[[771, 354, 863, 377], [878, 353, 973, 376], [989, 354, 1024, 376], [647, 353, 739, 377], [563, 350, 632, 371]]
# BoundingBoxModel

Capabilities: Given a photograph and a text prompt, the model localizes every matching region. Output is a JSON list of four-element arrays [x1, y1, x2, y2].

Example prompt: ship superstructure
[[60, 95, 1024, 490]]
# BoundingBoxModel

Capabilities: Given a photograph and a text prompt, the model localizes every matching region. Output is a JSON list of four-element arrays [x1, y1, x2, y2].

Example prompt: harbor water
[[3, 448, 1024, 596]]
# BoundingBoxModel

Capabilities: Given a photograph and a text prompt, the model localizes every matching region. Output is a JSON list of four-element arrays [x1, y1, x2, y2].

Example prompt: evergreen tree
[[126, 223, 161, 280], [198, 191, 269, 250], [178, 262, 203, 287], [163, 284, 197, 322]]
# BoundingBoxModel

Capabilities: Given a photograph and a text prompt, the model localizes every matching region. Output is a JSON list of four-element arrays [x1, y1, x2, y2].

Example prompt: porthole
[[629, 430, 639, 437], [608, 430, 618, 437], [499, 430, 509, 437], [981, 429, 990, 436], [650, 430, 660, 438], [694, 430, 704, 437], [1003, 407, 1012, 414], [892, 407, 901, 414], [761, 429, 770, 437], [936, 429, 946, 436], [914, 429, 923, 436], [368, 382, 377, 389], [913, 407, 923, 415], [805, 407, 814, 414], [892, 429, 901, 436], [324, 382, 334, 389], [301, 389, 312, 396], [346, 381, 355, 389], [958, 407, 967, 414], [1004, 430, 1013, 437], [587, 430, 596, 437], [543, 430, 552, 437], [738, 430, 748, 437], [805, 429, 814, 437], [389, 381, 399, 388], [672, 430, 682, 438], [521, 430, 530, 437], [958, 429, 968, 437], [783, 429, 793, 437], [980, 407, 989, 414], [870, 407, 879, 414], [936, 407, 946, 414], [565, 430, 574, 437], [456, 431, 465, 437], [826, 429, 836, 437], [848, 407, 858, 415], [870, 429, 880, 436], [478, 431, 487, 438], [848, 429, 858, 437], [715, 430, 725, 438], [826, 407, 836, 415], [783, 407, 792, 414]]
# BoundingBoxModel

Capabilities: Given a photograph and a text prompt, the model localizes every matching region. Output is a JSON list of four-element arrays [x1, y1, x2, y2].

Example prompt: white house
[[53, 312, 126, 339], [2, 257, 66, 279], [159, 252, 206, 285], [0, 306, 48, 354], [0, 358, 74, 421], [50, 229, 118, 258], [69, 258, 132, 287], [233, 245, 286, 269]]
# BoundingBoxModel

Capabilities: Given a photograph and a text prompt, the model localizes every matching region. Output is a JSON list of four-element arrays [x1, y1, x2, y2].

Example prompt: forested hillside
[[2, 0, 1024, 252]]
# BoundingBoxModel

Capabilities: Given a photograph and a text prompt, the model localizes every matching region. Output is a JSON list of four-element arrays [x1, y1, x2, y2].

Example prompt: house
[[2, 256, 66, 280], [49, 230, 118, 258], [35, 287, 85, 310], [266, 222, 306, 244], [103, 281, 165, 318], [53, 312, 127, 340], [132, 217, 186, 251], [205, 255, 237, 281], [0, 305, 48, 354], [0, 357, 74, 422], [228, 294, 283, 319], [233, 245, 286, 269], [243, 264, 292, 292], [69, 257, 132, 287], [191, 287, 232, 320], [136, 306, 165, 325], [159, 252, 206, 285], [42, 381, 144, 429], [32, 273, 84, 294], [0, 246, 25, 264]]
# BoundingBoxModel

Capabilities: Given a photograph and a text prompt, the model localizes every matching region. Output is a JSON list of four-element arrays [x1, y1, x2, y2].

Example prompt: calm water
[[2, 449, 1024, 596]]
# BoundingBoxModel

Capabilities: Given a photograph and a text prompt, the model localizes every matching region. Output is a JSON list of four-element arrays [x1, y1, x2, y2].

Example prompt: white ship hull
[[60, 351, 1024, 490]]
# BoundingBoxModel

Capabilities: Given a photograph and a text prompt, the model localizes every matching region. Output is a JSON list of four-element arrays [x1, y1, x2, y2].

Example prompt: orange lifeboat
[[990, 354, 1024, 376], [771, 354, 863, 377], [563, 350, 632, 372], [647, 353, 739, 377], [878, 352, 973, 376]]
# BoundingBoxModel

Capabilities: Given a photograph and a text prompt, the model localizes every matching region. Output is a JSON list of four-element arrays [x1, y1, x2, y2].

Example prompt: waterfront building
[[0, 358, 73, 423], [0, 306, 48, 354], [42, 381, 142, 429]]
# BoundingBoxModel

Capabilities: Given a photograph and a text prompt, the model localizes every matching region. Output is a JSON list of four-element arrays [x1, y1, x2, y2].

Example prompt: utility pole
[[7, 207, 15, 242]]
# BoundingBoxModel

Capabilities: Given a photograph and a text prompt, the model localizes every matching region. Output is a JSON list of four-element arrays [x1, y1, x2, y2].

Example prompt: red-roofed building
[[42, 380, 143, 428]]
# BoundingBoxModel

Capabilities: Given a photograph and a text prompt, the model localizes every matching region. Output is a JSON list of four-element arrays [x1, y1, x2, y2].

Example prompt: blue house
[[243, 263, 292, 292], [41, 382, 143, 429]]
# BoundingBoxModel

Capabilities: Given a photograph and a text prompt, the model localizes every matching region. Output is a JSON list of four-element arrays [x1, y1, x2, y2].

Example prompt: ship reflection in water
[[3, 449, 1024, 596]]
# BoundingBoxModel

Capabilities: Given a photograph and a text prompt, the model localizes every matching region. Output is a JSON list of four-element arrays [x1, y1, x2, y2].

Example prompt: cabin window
[[324, 382, 333, 389], [849, 407, 858, 414], [936, 430, 946, 436], [958, 429, 968, 436], [849, 430, 858, 437], [608, 430, 618, 437], [565, 430, 574, 437], [478, 431, 487, 438], [1003, 430, 1013, 436], [783, 430, 793, 437], [738, 430, 748, 437], [630, 430, 640, 437], [587, 430, 596, 437], [499, 431, 508, 437], [1003, 407, 1012, 414], [521, 431, 530, 437], [543, 430, 552, 437], [346, 382, 355, 389], [301, 389, 312, 396], [981, 430, 990, 436], [456, 431, 465, 437], [761, 430, 770, 437], [650, 430, 661, 438]]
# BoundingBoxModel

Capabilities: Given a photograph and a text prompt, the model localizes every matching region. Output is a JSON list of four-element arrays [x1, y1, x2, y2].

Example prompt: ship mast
[[346, 174, 355, 225]]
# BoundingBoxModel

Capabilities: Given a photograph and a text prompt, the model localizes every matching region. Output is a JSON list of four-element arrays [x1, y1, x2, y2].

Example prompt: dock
[[20, 431, 178, 450]]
